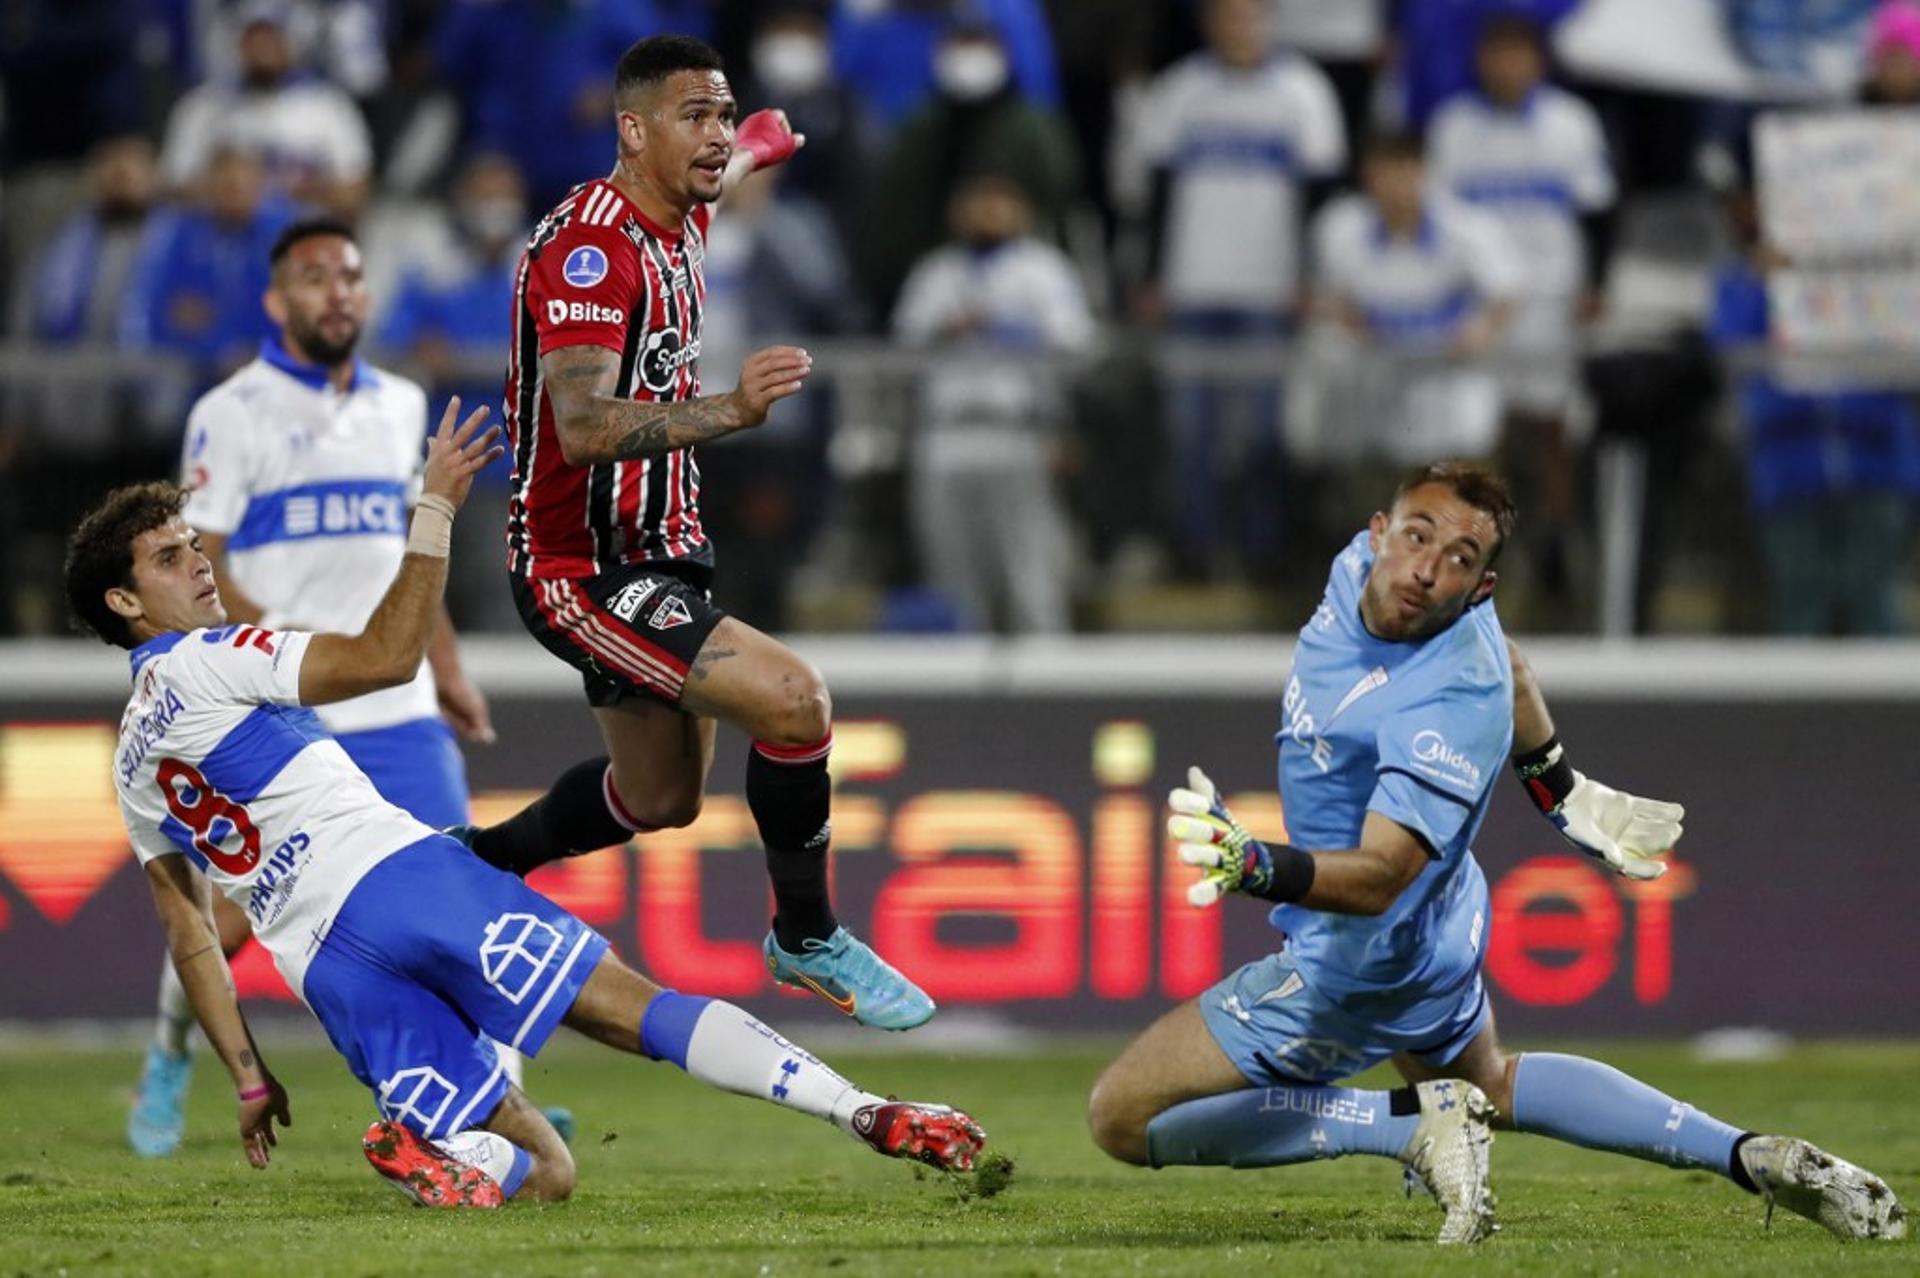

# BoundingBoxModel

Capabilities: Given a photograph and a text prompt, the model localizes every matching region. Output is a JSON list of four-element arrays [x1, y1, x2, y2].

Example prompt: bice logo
[[284, 491, 404, 537], [1411, 729, 1482, 788], [562, 244, 608, 288], [548, 298, 624, 326]]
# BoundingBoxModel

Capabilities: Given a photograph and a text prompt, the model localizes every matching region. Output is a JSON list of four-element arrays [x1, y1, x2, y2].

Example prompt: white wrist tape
[[407, 494, 456, 558]]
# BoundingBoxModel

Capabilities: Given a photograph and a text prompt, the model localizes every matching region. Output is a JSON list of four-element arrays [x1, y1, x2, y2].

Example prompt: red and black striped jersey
[[504, 179, 712, 580]]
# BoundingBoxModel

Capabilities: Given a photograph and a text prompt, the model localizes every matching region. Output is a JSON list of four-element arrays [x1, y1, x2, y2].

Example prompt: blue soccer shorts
[[301, 835, 610, 1140], [335, 716, 470, 829], [1198, 946, 1490, 1087]]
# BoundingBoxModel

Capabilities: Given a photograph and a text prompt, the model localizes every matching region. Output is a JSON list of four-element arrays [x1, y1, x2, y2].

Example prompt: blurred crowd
[[2, 0, 1918, 638]]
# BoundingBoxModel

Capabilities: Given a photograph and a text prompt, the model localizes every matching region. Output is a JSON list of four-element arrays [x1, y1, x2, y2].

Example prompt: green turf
[[1, 1034, 1913, 1275]]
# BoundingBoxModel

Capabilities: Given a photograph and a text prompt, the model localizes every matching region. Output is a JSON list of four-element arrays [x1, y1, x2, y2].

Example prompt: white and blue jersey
[[1425, 87, 1612, 305], [1200, 531, 1512, 1085], [1134, 51, 1347, 312], [114, 625, 434, 994], [180, 338, 466, 824], [115, 626, 606, 1137]]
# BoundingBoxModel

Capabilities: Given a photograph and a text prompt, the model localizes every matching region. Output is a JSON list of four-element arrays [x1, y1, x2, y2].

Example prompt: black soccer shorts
[[512, 561, 727, 709]]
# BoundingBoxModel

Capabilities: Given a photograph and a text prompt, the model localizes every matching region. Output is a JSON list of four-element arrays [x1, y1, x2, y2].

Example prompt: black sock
[[1388, 1085, 1422, 1118], [1728, 1131, 1760, 1194], [747, 741, 836, 950], [470, 756, 633, 876]]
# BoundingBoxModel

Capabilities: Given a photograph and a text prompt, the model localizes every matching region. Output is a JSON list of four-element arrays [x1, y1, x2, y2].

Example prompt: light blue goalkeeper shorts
[[1198, 946, 1489, 1086]]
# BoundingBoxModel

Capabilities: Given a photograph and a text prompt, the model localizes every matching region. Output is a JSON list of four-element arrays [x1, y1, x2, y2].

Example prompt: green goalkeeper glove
[[1166, 766, 1278, 906]]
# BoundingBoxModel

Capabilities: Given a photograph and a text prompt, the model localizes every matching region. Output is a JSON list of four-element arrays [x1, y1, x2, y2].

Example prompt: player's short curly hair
[[1393, 462, 1519, 566], [64, 481, 189, 650]]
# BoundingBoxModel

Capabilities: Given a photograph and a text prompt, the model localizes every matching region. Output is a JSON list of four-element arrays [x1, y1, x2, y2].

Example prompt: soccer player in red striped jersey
[[483, 35, 933, 1030]]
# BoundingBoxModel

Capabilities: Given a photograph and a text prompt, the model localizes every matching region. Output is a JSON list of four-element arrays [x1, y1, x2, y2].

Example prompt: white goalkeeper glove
[[1167, 766, 1278, 907], [1549, 771, 1684, 881]]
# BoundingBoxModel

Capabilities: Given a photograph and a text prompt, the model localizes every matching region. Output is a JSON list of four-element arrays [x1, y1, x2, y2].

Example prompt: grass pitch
[[1, 1033, 1914, 1276]]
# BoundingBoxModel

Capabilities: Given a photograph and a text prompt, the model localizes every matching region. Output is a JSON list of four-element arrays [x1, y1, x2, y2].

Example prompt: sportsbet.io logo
[[640, 329, 700, 394]]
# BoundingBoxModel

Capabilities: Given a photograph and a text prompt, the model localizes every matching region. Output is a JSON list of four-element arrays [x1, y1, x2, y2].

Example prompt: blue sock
[[638, 990, 712, 1067], [1146, 1085, 1419, 1168], [1511, 1052, 1745, 1177]]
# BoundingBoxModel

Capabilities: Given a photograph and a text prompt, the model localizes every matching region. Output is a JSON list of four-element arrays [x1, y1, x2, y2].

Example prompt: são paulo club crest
[[562, 245, 608, 288]]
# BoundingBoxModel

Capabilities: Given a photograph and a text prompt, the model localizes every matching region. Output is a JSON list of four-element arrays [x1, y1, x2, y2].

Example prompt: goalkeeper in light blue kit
[[1087, 462, 1905, 1245]]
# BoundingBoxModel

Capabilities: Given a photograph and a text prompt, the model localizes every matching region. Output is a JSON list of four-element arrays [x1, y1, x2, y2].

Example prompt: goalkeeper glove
[[736, 109, 802, 170], [1167, 766, 1313, 906], [1514, 738, 1684, 881]]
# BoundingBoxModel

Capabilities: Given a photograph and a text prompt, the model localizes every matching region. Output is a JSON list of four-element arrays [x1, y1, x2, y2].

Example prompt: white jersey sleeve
[[1556, 95, 1616, 212], [400, 378, 429, 507], [1451, 202, 1524, 302], [184, 624, 313, 708], [181, 389, 263, 536], [891, 250, 967, 345], [1030, 246, 1097, 351], [1290, 58, 1349, 180]]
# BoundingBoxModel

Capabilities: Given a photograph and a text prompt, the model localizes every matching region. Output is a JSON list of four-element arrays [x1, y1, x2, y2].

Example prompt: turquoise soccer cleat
[[128, 1043, 193, 1158], [762, 926, 935, 1031]]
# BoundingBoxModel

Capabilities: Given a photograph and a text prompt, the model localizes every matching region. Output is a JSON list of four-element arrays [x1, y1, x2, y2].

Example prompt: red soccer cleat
[[362, 1120, 505, 1208], [850, 1101, 987, 1172]]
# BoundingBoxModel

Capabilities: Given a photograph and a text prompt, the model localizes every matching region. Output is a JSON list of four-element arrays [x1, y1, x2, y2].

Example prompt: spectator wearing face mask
[[159, 2, 373, 221], [832, 0, 1062, 126], [375, 151, 531, 627], [893, 171, 1096, 633], [738, 1, 879, 258], [859, 17, 1081, 316]]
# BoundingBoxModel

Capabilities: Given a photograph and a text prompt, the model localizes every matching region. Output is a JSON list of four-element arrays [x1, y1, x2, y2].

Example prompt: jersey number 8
[[158, 758, 262, 874]]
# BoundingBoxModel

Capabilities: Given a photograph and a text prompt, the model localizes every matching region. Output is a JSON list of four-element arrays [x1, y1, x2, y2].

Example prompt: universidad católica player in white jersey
[[68, 399, 985, 1207], [1085, 463, 1905, 1245], [128, 214, 522, 1158]]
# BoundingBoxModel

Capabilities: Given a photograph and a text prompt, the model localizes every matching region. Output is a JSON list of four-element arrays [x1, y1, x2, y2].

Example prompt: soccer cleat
[[850, 1100, 986, 1172], [1398, 1079, 1497, 1245], [1738, 1135, 1908, 1241], [362, 1121, 506, 1208], [763, 926, 935, 1031], [543, 1105, 576, 1146], [128, 1043, 193, 1158]]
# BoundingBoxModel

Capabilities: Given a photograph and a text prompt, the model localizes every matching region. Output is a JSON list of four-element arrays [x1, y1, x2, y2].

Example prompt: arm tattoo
[[238, 1049, 255, 1069], [541, 346, 746, 464]]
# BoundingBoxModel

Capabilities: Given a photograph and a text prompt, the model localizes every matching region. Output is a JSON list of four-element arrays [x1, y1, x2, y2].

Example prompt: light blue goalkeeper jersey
[[1270, 530, 1513, 1014]]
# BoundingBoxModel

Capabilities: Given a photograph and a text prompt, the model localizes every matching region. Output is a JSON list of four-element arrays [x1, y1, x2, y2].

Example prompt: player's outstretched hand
[[1168, 766, 1275, 906], [1550, 771, 1683, 881], [732, 345, 812, 427], [422, 395, 502, 510], [238, 1073, 293, 1169]]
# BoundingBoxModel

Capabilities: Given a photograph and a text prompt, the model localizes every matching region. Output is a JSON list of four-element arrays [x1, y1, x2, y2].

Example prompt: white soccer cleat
[[1739, 1135, 1907, 1241], [1399, 1079, 1497, 1245]]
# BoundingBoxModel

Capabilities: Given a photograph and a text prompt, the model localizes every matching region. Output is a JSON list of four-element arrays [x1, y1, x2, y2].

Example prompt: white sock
[[494, 1041, 525, 1090], [155, 956, 195, 1057], [639, 991, 881, 1133], [438, 1128, 531, 1198]]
